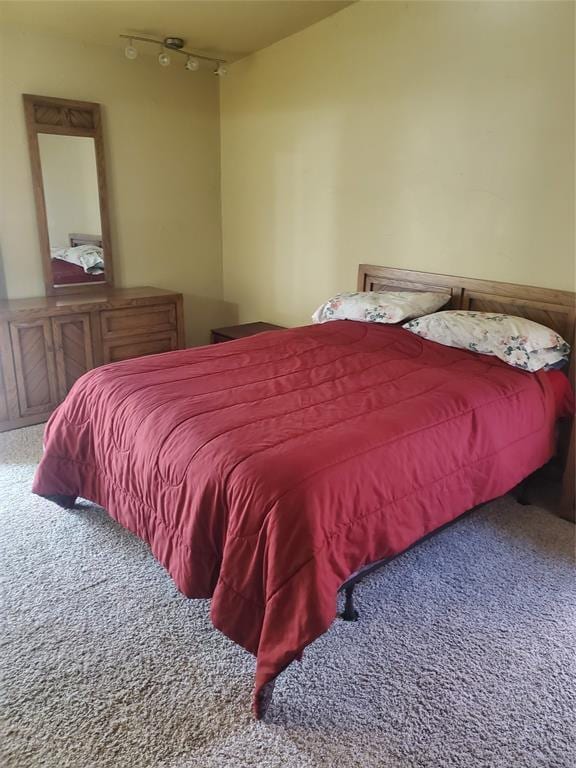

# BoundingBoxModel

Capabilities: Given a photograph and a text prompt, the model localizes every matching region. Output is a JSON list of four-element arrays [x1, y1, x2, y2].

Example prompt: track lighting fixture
[[120, 34, 227, 75]]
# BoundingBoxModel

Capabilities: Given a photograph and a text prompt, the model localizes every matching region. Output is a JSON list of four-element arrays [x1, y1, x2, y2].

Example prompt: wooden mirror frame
[[23, 94, 114, 296]]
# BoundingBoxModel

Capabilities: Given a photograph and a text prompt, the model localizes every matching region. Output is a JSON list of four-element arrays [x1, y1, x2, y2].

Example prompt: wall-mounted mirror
[[23, 95, 113, 295]]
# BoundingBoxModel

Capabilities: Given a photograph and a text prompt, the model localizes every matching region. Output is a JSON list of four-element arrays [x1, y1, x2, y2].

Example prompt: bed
[[32, 265, 575, 718], [50, 233, 105, 286]]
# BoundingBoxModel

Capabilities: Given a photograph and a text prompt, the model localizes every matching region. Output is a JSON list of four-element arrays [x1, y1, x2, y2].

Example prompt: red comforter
[[32, 322, 572, 716]]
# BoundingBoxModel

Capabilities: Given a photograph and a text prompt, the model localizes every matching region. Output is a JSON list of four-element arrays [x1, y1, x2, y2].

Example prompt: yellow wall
[[220, 0, 575, 327], [0, 24, 231, 345], [2, 3, 574, 339]]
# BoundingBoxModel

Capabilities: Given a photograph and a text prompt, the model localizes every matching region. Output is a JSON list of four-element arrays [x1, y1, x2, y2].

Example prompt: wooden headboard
[[69, 233, 103, 248], [358, 264, 575, 514], [358, 264, 576, 384]]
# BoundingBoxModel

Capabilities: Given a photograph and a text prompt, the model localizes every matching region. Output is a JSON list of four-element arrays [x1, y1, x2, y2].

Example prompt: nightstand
[[210, 322, 286, 344]]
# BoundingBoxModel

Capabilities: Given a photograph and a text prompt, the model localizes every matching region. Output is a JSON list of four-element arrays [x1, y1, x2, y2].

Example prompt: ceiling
[[0, 0, 355, 61]]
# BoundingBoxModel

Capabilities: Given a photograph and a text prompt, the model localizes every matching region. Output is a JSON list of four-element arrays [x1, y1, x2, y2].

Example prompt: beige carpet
[[1, 424, 575, 768]]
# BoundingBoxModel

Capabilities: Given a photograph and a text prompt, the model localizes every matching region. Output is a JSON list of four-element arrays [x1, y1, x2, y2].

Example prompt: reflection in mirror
[[37, 134, 105, 287]]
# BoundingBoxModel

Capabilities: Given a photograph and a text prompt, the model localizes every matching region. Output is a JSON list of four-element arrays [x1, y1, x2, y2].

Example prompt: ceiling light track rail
[[120, 35, 228, 75]]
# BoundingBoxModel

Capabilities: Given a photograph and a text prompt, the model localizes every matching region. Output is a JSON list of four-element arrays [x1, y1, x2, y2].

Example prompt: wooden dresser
[[0, 287, 184, 432]]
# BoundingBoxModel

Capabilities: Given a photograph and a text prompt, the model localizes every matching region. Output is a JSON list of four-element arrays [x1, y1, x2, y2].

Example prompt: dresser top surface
[[0, 286, 180, 318]]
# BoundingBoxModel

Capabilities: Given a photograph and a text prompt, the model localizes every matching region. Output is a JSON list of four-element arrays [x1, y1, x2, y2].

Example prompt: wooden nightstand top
[[211, 322, 286, 343]]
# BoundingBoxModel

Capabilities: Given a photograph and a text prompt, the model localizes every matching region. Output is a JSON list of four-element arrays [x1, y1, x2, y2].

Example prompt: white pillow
[[51, 244, 104, 274], [403, 311, 570, 372], [312, 291, 449, 325]]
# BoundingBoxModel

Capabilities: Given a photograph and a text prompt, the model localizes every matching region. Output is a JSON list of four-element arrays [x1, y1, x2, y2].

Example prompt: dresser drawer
[[100, 303, 177, 339], [102, 330, 178, 364]]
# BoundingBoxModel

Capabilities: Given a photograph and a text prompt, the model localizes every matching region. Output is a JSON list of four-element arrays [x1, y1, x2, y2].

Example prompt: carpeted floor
[[0, 425, 574, 768]]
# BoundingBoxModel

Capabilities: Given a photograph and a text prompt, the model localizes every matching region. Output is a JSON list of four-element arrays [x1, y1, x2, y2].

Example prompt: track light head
[[124, 38, 138, 59]]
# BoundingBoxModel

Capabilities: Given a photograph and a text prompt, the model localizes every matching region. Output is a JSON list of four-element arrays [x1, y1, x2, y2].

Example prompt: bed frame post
[[339, 585, 359, 621], [512, 477, 531, 506], [42, 493, 78, 509], [255, 678, 276, 720]]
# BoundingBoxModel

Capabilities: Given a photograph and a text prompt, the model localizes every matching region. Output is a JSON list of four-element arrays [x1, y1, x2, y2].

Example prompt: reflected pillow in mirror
[[50, 245, 104, 275]]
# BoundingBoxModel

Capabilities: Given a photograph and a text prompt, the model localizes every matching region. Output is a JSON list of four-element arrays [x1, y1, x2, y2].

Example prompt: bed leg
[[512, 478, 531, 506], [255, 678, 276, 720], [339, 585, 359, 622], [42, 493, 78, 509]]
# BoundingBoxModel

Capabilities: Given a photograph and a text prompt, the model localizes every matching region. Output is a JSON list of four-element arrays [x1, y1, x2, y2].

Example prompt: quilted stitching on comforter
[[33, 322, 567, 716]]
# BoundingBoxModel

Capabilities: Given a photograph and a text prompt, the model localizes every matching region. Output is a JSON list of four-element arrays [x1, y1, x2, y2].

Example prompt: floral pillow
[[403, 311, 570, 372], [312, 291, 449, 325]]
